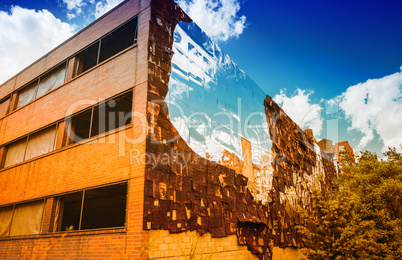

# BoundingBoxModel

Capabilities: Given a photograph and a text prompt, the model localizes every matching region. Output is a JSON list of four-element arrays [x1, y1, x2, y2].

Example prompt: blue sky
[[223, 0, 402, 99], [0, 0, 401, 156]]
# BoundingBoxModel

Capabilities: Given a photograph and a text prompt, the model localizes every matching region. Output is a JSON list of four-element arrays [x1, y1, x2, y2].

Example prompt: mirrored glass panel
[[167, 21, 274, 192]]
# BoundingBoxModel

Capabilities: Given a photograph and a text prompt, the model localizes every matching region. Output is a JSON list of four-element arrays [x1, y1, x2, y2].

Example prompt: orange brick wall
[[0, 230, 127, 259], [0, 79, 15, 102], [0, 0, 151, 259]]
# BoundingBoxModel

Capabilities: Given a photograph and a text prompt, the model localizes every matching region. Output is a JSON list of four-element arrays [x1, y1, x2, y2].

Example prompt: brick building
[[0, 0, 336, 259], [334, 141, 355, 163]]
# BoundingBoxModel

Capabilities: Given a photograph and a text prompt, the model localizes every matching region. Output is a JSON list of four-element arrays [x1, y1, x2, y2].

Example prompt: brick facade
[[0, 0, 336, 259], [0, 0, 151, 258]]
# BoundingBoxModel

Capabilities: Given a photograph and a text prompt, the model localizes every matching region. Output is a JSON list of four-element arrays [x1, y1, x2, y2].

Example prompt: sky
[[0, 0, 401, 156]]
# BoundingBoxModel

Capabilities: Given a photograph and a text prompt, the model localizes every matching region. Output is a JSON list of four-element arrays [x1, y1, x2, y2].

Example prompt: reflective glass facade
[[167, 21, 275, 193]]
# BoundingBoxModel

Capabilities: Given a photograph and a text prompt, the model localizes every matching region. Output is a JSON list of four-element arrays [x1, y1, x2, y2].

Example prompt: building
[[318, 138, 335, 160], [0, 0, 336, 259], [334, 141, 355, 163]]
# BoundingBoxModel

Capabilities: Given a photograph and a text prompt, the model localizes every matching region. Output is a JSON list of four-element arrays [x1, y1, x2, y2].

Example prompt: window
[[0, 183, 127, 236], [98, 18, 138, 63], [2, 125, 58, 168], [16, 63, 67, 109], [17, 81, 38, 109], [55, 183, 127, 231], [0, 98, 10, 118], [0, 200, 45, 237], [66, 91, 133, 145], [24, 126, 58, 161], [74, 16, 138, 77], [74, 42, 100, 76]]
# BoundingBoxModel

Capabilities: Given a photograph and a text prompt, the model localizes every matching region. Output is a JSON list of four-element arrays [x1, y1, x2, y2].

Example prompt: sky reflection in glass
[[167, 21, 272, 166]]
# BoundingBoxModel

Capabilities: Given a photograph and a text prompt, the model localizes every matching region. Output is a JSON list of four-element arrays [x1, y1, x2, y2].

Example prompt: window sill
[[0, 227, 126, 241]]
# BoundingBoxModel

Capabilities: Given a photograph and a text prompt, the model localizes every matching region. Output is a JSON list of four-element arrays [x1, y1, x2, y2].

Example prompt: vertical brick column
[[0, 146, 6, 167], [55, 121, 66, 150], [8, 93, 18, 113], [124, 3, 151, 258], [41, 197, 55, 233]]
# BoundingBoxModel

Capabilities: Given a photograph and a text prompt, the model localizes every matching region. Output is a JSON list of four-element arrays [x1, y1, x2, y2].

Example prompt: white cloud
[[63, 0, 85, 19], [67, 12, 77, 20], [273, 89, 323, 136], [176, 0, 246, 42], [0, 6, 75, 84], [63, 0, 85, 10], [340, 69, 402, 151], [94, 0, 124, 19]]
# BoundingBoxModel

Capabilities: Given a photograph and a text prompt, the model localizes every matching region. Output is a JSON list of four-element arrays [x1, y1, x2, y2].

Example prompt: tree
[[298, 148, 402, 260]]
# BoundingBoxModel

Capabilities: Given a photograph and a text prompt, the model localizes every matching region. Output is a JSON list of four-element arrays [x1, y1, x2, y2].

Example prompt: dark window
[[60, 191, 83, 231], [67, 91, 133, 145], [74, 42, 100, 76], [106, 91, 133, 130], [90, 105, 103, 138], [0, 98, 10, 118], [70, 109, 92, 144], [98, 18, 138, 63], [74, 16, 138, 77], [81, 184, 127, 229], [58, 183, 127, 231]]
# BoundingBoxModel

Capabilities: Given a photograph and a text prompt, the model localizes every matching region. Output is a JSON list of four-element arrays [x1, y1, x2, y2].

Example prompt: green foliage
[[298, 148, 402, 260]]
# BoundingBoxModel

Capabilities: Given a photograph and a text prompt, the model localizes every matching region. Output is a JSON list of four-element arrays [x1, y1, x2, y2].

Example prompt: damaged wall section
[[144, 0, 337, 259]]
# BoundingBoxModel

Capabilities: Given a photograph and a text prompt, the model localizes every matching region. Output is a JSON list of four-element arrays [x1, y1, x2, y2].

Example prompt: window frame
[[0, 88, 134, 169], [1, 123, 59, 168], [0, 181, 128, 237], [0, 95, 11, 119], [0, 198, 46, 237], [73, 15, 139, 77], [4, 14, 139, 115], [56, 182, 128, 232], [65, 89, 134, 146], [14, 62, 68, 110]]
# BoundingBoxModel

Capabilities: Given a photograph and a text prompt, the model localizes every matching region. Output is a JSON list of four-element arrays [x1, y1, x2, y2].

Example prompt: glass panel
[[17, 81, 38, 109], [3, 138, 27, 168], [98, 17, 138, 63], [9, 200, 44, 236], [112, 92, 133, 129], [70, 109, 92, 143], [173, 25, 188, 56], [81, 183, 127, 230], [0, 206, 14, 237], [24, 126, 57, 161], [91, 92, 133, 137], [167, 21, 275, 193], [168, 100, 189, 143], [36, 64, 66, 97], [90, 104, 104, 137], [75, 42, 100, 76], [169, 69, 189, 105], [60, 192, 83, 231], [0, 98, 10, 118]]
